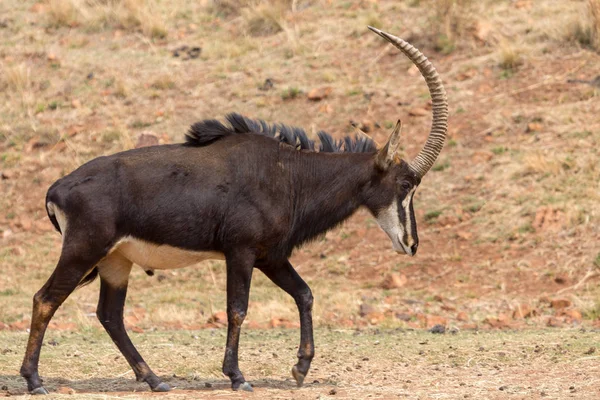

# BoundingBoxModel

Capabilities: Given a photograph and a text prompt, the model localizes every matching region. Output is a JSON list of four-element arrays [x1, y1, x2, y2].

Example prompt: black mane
[[185, 113, 377, 153]]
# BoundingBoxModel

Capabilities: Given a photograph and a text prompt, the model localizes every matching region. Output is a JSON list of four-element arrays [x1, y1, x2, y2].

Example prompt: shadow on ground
[[0, 375, 330, 395]]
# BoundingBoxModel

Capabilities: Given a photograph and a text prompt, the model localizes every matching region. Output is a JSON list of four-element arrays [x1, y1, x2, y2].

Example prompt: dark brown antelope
[[20, 27, 448, 394]]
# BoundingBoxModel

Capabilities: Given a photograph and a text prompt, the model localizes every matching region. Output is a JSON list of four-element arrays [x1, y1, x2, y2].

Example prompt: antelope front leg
[[257, 259, 314, 387], [222, 249, 256, 392]]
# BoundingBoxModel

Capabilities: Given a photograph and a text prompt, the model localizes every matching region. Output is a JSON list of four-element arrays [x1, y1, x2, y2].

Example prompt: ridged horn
[[368, 26, 448, 178]]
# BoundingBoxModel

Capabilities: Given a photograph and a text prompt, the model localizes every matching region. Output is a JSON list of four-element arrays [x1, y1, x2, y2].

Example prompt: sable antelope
[[20, 27, 448, 394]]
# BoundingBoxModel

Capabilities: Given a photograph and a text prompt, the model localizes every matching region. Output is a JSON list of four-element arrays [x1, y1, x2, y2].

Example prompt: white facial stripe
[[376, 200, 408, 254], [402, 188, 416, 247]]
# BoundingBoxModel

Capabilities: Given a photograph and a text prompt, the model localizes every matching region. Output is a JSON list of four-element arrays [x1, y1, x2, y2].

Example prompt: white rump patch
[[47, 202, 68, 243]]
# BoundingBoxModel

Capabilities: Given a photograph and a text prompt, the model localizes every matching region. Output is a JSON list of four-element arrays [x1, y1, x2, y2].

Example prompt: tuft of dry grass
[[46, 0, 82, 28], [591, 0, 600, 49], [44, 0, 167, 38], [430, 0, 475, 53], [242, 1, 291, 37], [562, 0, 600, 50], [497, 41, 523, 71], [1, 63, 31, 93]]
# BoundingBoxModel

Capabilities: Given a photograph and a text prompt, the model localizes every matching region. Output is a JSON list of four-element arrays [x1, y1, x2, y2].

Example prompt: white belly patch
[[110, 237, 225, 270]]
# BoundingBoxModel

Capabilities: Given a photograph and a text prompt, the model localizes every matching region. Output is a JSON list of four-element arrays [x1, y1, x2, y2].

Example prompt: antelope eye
[[400, 181, 412, 191]]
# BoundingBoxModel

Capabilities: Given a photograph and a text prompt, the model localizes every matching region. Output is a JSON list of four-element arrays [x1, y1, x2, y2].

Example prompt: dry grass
[[562, 0, 600, 50], [497, 40, 523, 71], [591, 0, 600, 49], [430, 0, 476, 53], [44, 0, 167, 38]]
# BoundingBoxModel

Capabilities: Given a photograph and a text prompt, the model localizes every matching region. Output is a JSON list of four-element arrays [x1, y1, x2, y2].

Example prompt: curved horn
[[368, 26, 448, 178]]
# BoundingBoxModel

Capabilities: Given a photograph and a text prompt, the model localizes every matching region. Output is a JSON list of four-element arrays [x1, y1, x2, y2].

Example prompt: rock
[[270, 317, 299, 328], [359, 303, 375, 317], [546, 316, 563, 328], [472, 150, 494, 163], [56, 386, 75, 395], [1, 170, 14, 180], [473, 21, 493, 43], [554, 273, 569, 285], [526, 122, 543, 133], [484, 314, 512, 329], [456, 312, 469, 322], [395, 312, 412, 321], [135, 132, 159, 148], [425, 315, 447, 329], [259, 78, 274, 91], [456, 231, 473, 240], [513, 304, 535, 319], [71, 99, 82, 109], [380, 273, 407, 289], [558, 309, 582, 323], [429, 324, 446, 334], [550, 298, 572, 309], [207, 311, 227, 327], [534, 207, 564, 232], [307, 87, 332, 101], [366, 312, 385, 325], [408, 107, 428, 117], [583, 347, 596, 355]]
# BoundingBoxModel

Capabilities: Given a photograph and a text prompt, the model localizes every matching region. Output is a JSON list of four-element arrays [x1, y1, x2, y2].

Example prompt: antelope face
[[372, 163, 420, 256]]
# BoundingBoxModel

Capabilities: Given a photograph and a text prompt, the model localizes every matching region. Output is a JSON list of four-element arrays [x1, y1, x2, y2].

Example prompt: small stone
[[526, 122, 543, 133], [56, 386, 75, 395], [546, 316, 563, 328], [429, 324, 446, 334], [71, 99, 82, 109], [550, 298, 572, 309], [408, 107, 428, 116], [307, 87, 332, 101], [359, 303, 375, 317], [513, 304, 535, 319], [380, 273, 407, 289], [456, 312, 469, 322], [207, 311, 227, 326], [554, 273, 569, 285], [204, 382, 212, 388], [583, 347, 596, 355], [329, 388, 337, 395]]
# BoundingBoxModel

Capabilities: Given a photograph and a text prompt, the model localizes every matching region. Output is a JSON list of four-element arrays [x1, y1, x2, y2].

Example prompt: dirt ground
[[2, 328, 600, 399], [1, 0, 600, 397]]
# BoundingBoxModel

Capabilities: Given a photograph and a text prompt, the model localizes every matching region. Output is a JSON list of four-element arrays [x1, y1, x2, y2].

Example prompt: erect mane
[[184, 113, 377, 153]]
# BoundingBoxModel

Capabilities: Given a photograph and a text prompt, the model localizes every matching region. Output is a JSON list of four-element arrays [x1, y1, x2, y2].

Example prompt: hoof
[[292, 366, 305, 387], [234, 382, 253, 392], [151, 382, 171, 392], [30, 387, 49, 395]]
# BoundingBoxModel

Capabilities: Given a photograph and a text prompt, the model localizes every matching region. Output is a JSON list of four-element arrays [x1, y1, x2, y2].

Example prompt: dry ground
[[1, 0, 600, 397], [2, 328, 600, 399]]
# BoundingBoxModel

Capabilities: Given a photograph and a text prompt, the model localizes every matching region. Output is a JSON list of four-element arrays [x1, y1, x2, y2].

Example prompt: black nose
[[410, 243, 418, 255]]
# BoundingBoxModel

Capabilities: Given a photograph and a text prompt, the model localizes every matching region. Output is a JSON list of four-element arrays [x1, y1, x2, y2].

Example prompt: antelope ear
[[375, 120, 402, 170]]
